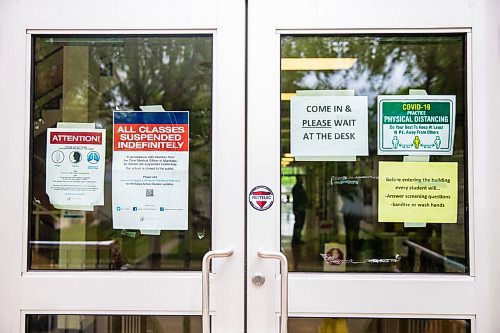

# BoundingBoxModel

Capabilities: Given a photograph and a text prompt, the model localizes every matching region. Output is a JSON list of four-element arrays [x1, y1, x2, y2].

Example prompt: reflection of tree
[[90, 37, 212, 152], [281, 35, 465, 153], [91, 38, 214, 237], [34, 36, 213, 208], [281, 36, 467, 272], [75, 37, 215, 212], [32, 37, 214, 270], [282, 35, 464, 96]]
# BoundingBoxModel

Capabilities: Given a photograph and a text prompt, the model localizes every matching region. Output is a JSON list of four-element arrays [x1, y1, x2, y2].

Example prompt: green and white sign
[[377, 95, 456, 155]]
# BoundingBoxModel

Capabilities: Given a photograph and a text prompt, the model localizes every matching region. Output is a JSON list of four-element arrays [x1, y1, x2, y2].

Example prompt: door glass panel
[[280, 35, 468, 273], [288, 317, 470, 333], [26, 314, 200, 332], [30, 35, 213, 270]]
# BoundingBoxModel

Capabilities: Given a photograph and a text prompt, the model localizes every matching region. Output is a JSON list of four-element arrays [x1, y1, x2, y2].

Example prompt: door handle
[[202, 249, 234, 333], [258, 250, 288, 333]]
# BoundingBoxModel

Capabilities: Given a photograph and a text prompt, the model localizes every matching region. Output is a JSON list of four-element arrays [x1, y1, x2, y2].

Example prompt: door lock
[[252, 273, 266, 286]]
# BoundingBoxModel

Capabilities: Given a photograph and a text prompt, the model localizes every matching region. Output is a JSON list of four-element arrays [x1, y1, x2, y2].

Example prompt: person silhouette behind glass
[[292, 175, 308, 245], [339, 185, 363, 259]]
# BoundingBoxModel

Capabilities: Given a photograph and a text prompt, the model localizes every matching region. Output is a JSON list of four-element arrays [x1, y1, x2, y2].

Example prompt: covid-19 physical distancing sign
[[377, 95, 456, 155]]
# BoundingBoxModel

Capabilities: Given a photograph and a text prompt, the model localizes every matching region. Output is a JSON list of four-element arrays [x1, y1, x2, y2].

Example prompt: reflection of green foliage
[[89, 37, 212, 154], [32, 36, 213, 270], [281, 35, 465, 155], [84, 36, 214, 199], [280, 36, 467, 272]]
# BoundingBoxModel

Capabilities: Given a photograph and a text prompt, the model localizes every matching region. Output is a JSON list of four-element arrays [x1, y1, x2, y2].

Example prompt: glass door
[[0, 1, 245, 332], [247, 0, 480, 332]]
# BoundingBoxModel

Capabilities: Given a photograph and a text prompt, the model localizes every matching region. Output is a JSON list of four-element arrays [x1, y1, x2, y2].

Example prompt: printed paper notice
[[290, 96, 368, 159], [112, 111, 189, 230], [378, 95, 456, 155], [46, 127, 106, 210], [378, 162, 458, 223]]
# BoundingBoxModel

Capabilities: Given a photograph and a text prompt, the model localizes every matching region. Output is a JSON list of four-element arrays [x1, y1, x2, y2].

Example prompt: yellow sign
[[378, 161, 458, 223]]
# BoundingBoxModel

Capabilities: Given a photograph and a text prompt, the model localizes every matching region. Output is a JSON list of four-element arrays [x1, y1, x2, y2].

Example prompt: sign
[[378, 161, 458, 223], [290, 96, 368, 160], [249, 185, 274, 211], [378, 95, 456, 155], [112, 111, 189, 230], [46, 127, 106, 210], [322, 242, 346, 272]]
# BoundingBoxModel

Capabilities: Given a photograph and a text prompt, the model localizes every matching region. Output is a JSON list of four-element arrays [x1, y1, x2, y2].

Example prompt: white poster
[[112, 111, 189, 230], [290, 95, 368, 160], [46, 127, 106, 210]]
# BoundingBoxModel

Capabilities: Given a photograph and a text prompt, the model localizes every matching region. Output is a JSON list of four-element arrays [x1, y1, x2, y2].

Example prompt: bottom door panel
[[26, 314, 201, 333], [288, 317, 471, 333]]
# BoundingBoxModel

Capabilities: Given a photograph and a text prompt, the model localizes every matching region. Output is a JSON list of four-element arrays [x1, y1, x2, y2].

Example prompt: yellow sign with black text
[[378, 161, 458, 223]]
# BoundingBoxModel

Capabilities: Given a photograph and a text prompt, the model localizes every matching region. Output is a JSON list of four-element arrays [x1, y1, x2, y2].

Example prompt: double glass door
[[0, 0, 491, 332]]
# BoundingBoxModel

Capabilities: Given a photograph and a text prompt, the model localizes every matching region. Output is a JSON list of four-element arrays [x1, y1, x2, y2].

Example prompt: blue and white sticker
[[249, 185, 274, 211]]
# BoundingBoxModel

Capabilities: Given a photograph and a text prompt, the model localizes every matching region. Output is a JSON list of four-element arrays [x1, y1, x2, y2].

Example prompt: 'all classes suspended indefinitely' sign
[[112, 111, 189, 231], [377, 95, 456, 155]]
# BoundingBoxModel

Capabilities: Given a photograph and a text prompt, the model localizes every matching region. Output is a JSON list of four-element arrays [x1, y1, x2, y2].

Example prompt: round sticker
[[249, 185, 274, 211]]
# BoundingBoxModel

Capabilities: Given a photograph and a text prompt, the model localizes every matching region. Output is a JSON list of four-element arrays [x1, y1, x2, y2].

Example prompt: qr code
[[146, 189, 154, 197]]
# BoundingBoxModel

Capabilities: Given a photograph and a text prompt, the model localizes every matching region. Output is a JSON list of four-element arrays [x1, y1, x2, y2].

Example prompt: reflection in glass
[[281, 35, 468, 273], [289, 318, 470, 333], [27, 314, 200, 333], [30, 36, 213, 270]]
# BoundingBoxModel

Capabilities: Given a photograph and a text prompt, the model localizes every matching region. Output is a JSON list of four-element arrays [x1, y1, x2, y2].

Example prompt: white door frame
[[0, 1, 245, 332], [2, 0, 500, 332], [247, 0, 500, 332]]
